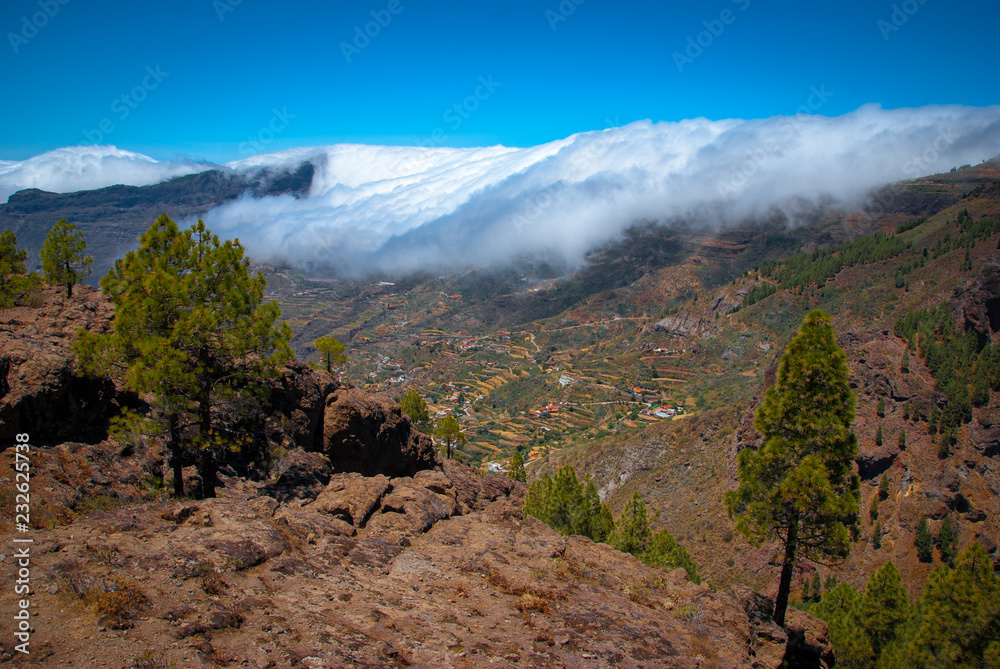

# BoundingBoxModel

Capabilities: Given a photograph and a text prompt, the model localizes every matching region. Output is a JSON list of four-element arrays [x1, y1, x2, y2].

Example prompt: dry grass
[[486, 567, 560, 614], [88, 577, 149, 629], [515, 593, 550, 613]]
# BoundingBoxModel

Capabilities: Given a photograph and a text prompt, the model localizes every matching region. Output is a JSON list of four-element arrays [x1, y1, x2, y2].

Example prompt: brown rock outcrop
[[0, 425, 835, 668], [953, 263, 1000, 343], [266, 359, 338, 451], [0, 286, 123, 442], [322, 386, 437, 476]]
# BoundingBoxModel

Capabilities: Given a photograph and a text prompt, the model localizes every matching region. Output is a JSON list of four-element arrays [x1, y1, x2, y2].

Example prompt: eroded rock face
[[0, 286, 124, 442], [0, 431, 834, 668], [311, 472, 392, 527], [322, 387, 437, 477], [266, 360, 338, 451], [953, 264, 1000, 344]]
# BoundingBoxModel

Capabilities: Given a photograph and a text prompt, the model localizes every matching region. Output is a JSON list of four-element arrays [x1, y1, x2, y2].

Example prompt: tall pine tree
[[915, 516, 933, 563], [938, 515, 959, 566], [507, 450, 527, 483], [880, 543, 1000, 668], [434, 414, 465, 460], [856, 561, 909, 657], [609, 493, 651, 556], [0, 230, 41, 308], [40, 219, 93, 298], [399, 389, 432, 434], [75, 215, 292, 497], [725, 310, 860, 626]]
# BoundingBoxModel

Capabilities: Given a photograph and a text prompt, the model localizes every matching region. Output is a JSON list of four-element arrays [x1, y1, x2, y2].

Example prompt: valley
[[262, 160, 1000, 595]]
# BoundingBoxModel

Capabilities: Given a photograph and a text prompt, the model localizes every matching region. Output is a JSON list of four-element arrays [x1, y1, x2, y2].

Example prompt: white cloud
[[205, 104, 1000, 275], [0, 146, 211, 202], [6, 105, 999, 276]]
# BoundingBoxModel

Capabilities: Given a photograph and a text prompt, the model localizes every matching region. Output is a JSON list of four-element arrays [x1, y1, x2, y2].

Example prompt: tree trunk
[[198, 374, 216, 499], [774, 521, 798, 627], [168, 413, 184, 497], [200, 450, 216, 499]]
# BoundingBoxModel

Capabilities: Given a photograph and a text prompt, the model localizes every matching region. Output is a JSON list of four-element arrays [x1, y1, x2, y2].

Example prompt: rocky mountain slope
[[0, 289, 833, 667], [531, 176, 1000, 601], [0, 161, 315, 281]]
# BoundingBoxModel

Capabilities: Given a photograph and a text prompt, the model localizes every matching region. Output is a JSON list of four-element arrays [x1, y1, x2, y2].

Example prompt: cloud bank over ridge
[[206, 104, 1000, 275], [0, 146, 211, 202], [5, 104, 999, 276]]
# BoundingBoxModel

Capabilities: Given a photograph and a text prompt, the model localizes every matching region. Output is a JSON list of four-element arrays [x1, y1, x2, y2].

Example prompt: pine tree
[[725, 310, 860, 626], [875, 424, 883, 447], [870, 495, 880, 522], [901, 349, 910, 373], [524, 466, 576, 535], [74, 215, 292, 497], [609, 493, 651, 556], [873, 521, 883, 548], [898, 428, 906, 450], [434, 414, 465, 460], [0, 230, 41, 308], [938, 515, 958, 566], [507, 450, 527, 483], [643, 528, 701, 584], [813, 582, 874, 668], [811, 572, 823, 602], [880, 543, 1000, 668], [877, 397, 886, 417], [399, 389, 432, 433], [972, 359, 991, 407], [915, 516, 933, 563], [576, 477, 614, 542], [879, 473, 890, 500], [523, 465, 613, 542], [313, 336, 347, 374], [39, 219, 93, 298], [938, 429, 953, 459], [903, 402, 910, 421], [855, 561, 909, 658]]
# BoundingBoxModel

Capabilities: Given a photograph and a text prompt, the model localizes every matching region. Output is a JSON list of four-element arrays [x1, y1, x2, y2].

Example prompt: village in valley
[[267, 270, 707, 472]]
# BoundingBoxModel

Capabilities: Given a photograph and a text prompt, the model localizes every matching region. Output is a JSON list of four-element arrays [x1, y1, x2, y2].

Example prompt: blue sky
[[1, 0, 998, 162]]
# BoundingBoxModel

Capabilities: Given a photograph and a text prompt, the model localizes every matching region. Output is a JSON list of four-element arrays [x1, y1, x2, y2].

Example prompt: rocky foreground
[[0, 288, 832, 667], [0, 451, 831, 668]]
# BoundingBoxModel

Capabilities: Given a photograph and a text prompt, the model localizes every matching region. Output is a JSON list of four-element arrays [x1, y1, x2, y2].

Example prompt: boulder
[[441, 458, 524, 512], [784, 607, 834, 668], [322, 387, 436, 477], [271, 449, 332, 490], [310, 472, 391, 527], [266, 360, 338, 450], [0, 286, 126, 442], [365, 478, 458, 537]]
